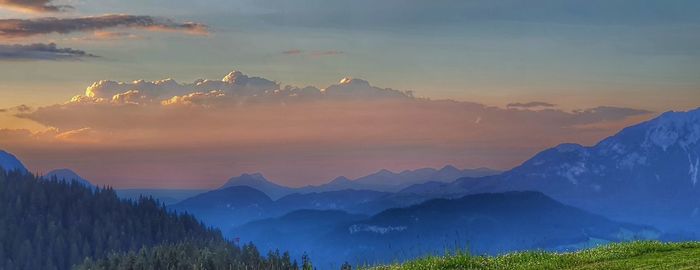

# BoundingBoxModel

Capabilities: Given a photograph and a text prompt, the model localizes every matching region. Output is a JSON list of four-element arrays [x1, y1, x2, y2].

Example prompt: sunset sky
[[1, 0, 699, 188]]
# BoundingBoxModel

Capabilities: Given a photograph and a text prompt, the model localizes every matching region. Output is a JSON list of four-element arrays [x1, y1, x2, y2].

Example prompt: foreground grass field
[[370, 241, 700, 270]]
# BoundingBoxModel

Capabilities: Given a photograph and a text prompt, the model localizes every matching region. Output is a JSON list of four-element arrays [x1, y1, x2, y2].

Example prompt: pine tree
[[302, 253, 314, 270]]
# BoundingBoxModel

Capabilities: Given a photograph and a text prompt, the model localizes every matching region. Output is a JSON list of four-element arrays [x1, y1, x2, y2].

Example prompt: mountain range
[[171, 187, 404, 227], [219, 166, 501, 199], [401, 108, 700, 233], [232, 191, 657, 268]]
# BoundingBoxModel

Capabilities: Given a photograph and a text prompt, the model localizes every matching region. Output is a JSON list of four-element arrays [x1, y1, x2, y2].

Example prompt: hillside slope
[[370, 241, 700, 270], [0, 150, 28, 173], [401, 108, 700, 232], [0, 170, 233, 270], [232, 191, 656, 268]]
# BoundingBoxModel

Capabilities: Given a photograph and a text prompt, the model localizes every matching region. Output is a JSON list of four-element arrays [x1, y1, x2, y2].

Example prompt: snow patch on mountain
[[644, 109, 700, 151], [558, 162, 587, 185], [646, 125, 679, 151], [690, 155, 699, 186], [619, 152, 647, 169]]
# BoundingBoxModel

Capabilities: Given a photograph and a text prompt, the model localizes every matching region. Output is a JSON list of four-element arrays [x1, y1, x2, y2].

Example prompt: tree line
[[0, 169, 316, 270]]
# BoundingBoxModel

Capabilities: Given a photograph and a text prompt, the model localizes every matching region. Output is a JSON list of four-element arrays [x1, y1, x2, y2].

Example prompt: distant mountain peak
[[45, 168, 94, 188], [220, 172, 293, 200], [438, 164, 460, 172], [225, 172, 270, 184], [330, 176, 352, 183], [47, 168, 78, 175], [642, 108, 700, 151], [376, 169, 394, 175], [0, 150, 28, 173], [554, 143, 586, 153], [240, 172, 266, 180]]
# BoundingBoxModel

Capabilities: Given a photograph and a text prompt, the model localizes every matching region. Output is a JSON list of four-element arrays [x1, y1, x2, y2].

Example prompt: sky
[[0, 0, 698, 188]]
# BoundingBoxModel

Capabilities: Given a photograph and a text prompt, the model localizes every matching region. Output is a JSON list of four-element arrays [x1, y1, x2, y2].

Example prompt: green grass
[[369, 241, 700, 270]]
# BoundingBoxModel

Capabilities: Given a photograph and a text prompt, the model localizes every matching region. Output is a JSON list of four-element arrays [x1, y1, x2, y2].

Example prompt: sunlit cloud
[[0, 0, 71, 13], [78, 31, 143, 41], [507, 101, 556, 109]]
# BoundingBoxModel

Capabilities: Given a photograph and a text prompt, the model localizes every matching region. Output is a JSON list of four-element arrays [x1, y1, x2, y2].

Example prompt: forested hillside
[[74, 242, 309, 270], [0, 170, 298, 270]]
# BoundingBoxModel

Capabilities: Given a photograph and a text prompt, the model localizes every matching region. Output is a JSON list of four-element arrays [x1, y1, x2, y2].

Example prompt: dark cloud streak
[[0, 14, 208, 39], [0, 43, 97, 61]]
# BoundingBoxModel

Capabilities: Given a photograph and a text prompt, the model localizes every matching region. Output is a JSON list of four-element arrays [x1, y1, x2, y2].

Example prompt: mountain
[[215, 166, 500, 199], [0, 150, 28, 173], [300, 166, 501, 193], [171, 186, 273, 228], [273, 189, 390, 215], [45, 168, 95, 188], [171, 187, 397, 229], [219, 173, 294, 199], [232, 209, 367, 267], [116, 188, 207, 205], [402, 108, 700, 233], [232, 191, 656, 268]]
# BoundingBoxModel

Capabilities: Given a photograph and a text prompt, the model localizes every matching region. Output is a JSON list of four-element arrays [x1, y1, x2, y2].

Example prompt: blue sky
[[1, 0, 699, 111]]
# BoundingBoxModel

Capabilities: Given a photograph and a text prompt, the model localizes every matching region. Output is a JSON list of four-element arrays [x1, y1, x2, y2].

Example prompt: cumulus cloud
[[0, 0, 71, 13], [507, 101, 556, 109], [67, 71, 411, 106], [0, 14, 208, 39], [0, 42, 97, 60], [2, 70, 654, 187]]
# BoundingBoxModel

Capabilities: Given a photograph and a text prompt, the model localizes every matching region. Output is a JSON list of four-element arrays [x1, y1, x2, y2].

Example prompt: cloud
[[81, 31, 143, 41], [283, 49, 344, 57], [0, 0, 71, 13], [0, 42, 97, 60], [310, 50, 343, 57], [0, 14, 208, 39], [13, 104, 31, 112], [282, 49, 302, 55], [3, 70, 653, 187], [54, 127, 101, 143], [571, 106, 653, 124], [66, 71, 411, 106], [507, 101, 557, 109]]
